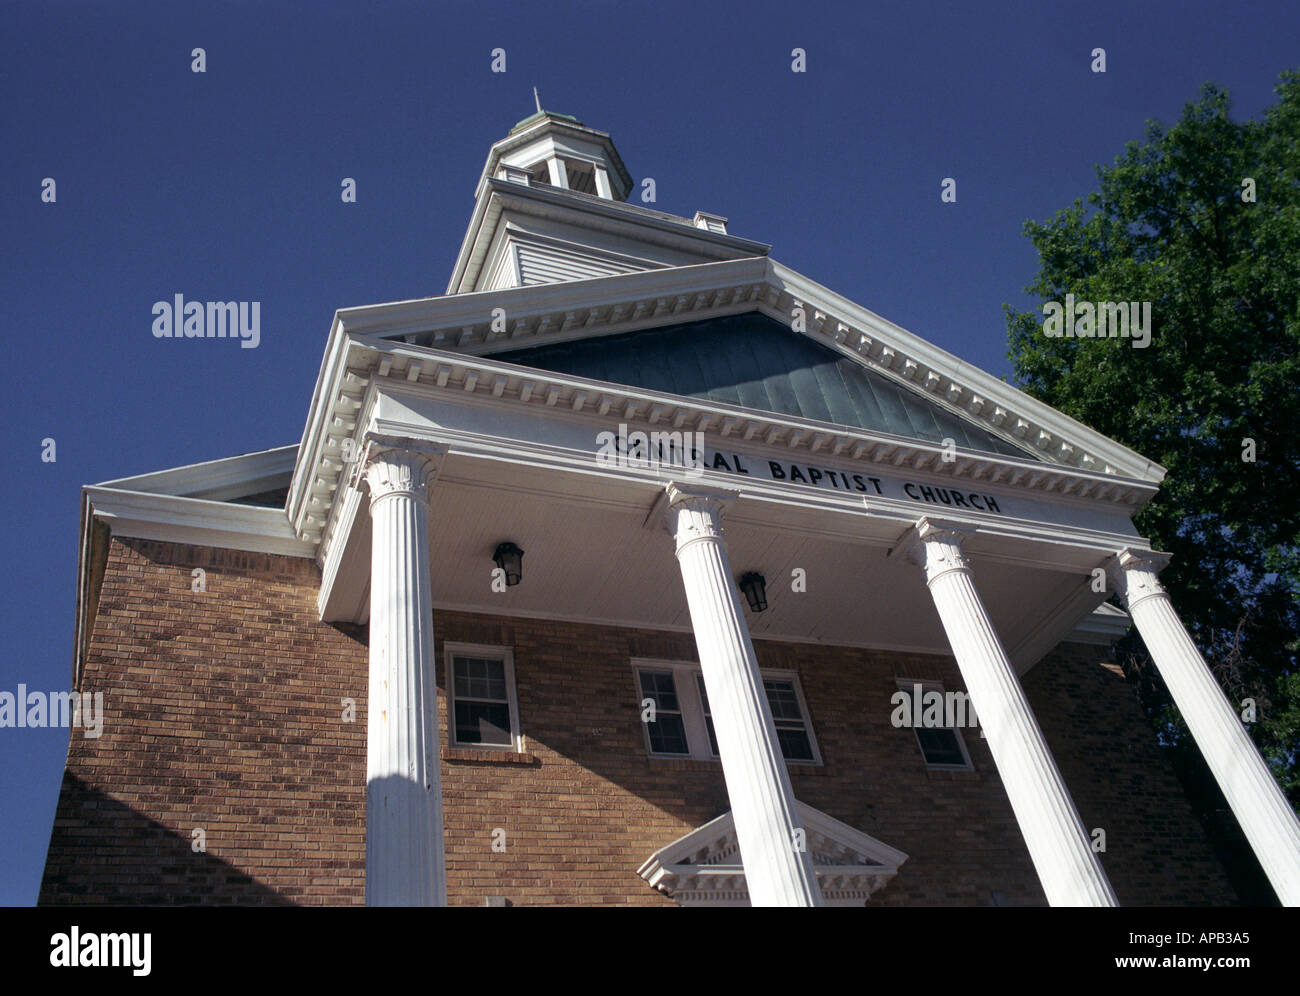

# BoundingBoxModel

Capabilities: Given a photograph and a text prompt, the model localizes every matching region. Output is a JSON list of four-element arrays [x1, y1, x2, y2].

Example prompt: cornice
[[96, 445, 297, 501], [86, 486, 316, 559], [763, 261, 1167, 488]]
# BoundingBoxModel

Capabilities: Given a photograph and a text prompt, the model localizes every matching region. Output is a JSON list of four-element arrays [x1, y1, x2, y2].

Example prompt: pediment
[[637, 802, 909, 907], [339, 256, 1164, 482], [492, 312, 1035, 460], [292, 257, 1166, 554]]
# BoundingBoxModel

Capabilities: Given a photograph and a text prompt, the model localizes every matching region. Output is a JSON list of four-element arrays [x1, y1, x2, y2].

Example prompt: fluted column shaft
[[364, 446, 445, 906], [664, 483, 822, 907], [913, 520, 1117, 907], [1110, 549, 1300, 906]]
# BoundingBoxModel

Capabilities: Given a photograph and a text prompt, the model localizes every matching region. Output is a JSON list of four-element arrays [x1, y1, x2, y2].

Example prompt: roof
[[493, 312, 1037, 459], [509, 109, 582, 133]]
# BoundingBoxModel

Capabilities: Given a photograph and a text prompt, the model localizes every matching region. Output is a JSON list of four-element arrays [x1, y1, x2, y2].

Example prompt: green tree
[[1005, 71, 1300, 901]]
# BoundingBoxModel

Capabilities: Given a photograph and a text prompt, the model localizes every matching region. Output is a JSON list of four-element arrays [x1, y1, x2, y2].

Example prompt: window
[[633, 660, 820, 764], [764, 678, 815, 761], [695, 675, 719, 756], [894, 679, 974, 770], [638, 669, 689, 754], [445, 644, 521, 750]]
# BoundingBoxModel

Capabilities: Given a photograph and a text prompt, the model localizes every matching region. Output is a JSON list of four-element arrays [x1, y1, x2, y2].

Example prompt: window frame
[[444, 642, 522, 752], [894, 677, 974, 771], [635, 666, 693, 756], [631, 658, 822, 766]]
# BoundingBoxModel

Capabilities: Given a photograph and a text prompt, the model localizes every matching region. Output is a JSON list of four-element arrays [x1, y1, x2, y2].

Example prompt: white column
[[1109, 548, 1300, 906], [546, 156, 568, 188], [363, 444, 445, 906], [663, 483, 822, 907], [910, 518, 1117, 907]]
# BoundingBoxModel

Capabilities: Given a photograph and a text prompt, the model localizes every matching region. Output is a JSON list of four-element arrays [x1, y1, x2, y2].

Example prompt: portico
[[328, 422, 1298, 907], [280, 109, 1300, 907]]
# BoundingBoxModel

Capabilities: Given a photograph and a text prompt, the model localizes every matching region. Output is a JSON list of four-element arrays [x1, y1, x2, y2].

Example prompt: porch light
[[493, 542, 525, 586], [738, 572, 767, 613]]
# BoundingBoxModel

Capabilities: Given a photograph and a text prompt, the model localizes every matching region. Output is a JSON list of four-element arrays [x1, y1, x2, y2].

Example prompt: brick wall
[[1022, 644, 1238, 905], [40, 536, 367, 905], [40, 534, 1236, 906]]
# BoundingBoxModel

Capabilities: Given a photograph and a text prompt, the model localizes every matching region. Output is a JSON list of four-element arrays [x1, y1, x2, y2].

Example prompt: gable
[[638, 801, 909, 906], [493, 312, 1036, 459]]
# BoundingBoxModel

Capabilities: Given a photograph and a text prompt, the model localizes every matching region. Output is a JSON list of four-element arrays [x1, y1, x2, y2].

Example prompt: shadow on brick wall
[[39, 773, 294, 906]]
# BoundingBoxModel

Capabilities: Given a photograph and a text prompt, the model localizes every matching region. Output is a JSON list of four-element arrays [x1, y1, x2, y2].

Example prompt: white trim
[[358, 401, 1150, 548], [631, 660, 698, 759], [767, 259, 1166, 483], [444, 642, 523, 752], [86, 486, 316, 559], [97, 445, 297, 501]]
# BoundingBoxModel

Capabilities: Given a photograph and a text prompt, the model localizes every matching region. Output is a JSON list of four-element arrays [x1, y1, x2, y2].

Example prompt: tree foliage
[[1005, 72, 1300, 810]]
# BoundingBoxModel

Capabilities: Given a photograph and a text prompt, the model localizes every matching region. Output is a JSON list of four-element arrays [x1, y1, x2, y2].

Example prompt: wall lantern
[[738, 572, 767, 613], [493, 542, 525, 586]]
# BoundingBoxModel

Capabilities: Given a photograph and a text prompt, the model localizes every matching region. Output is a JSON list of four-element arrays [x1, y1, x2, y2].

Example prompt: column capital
[[359, 437, 447, 509], [892, 516, 974, 584], [1106, 547, 1173, 610], [663, 480, 740, 511], [662, 482, 740, 554]]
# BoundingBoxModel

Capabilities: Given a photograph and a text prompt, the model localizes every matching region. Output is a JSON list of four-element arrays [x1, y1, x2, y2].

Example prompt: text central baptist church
[[41, 109, 1300, 907]]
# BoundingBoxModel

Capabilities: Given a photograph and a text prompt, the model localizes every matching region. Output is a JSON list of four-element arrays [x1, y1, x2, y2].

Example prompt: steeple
[[447, 105, 770, 295]]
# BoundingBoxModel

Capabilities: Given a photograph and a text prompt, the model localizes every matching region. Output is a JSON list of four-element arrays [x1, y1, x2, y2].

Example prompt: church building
[[40, 108, 1300, 907]]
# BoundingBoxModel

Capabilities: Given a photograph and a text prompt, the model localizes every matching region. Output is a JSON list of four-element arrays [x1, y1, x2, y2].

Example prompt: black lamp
[[493, 542, 525, 586], [738, 572, 767, 612]]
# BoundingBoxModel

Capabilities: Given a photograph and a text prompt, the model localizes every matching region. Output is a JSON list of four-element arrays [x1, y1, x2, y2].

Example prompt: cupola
[[448, 98, 769, 295], [480, 93, 633, 201]]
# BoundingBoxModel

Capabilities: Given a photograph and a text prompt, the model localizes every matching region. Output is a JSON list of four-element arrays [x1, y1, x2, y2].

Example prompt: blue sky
[[1, 0, 1296, 905]]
